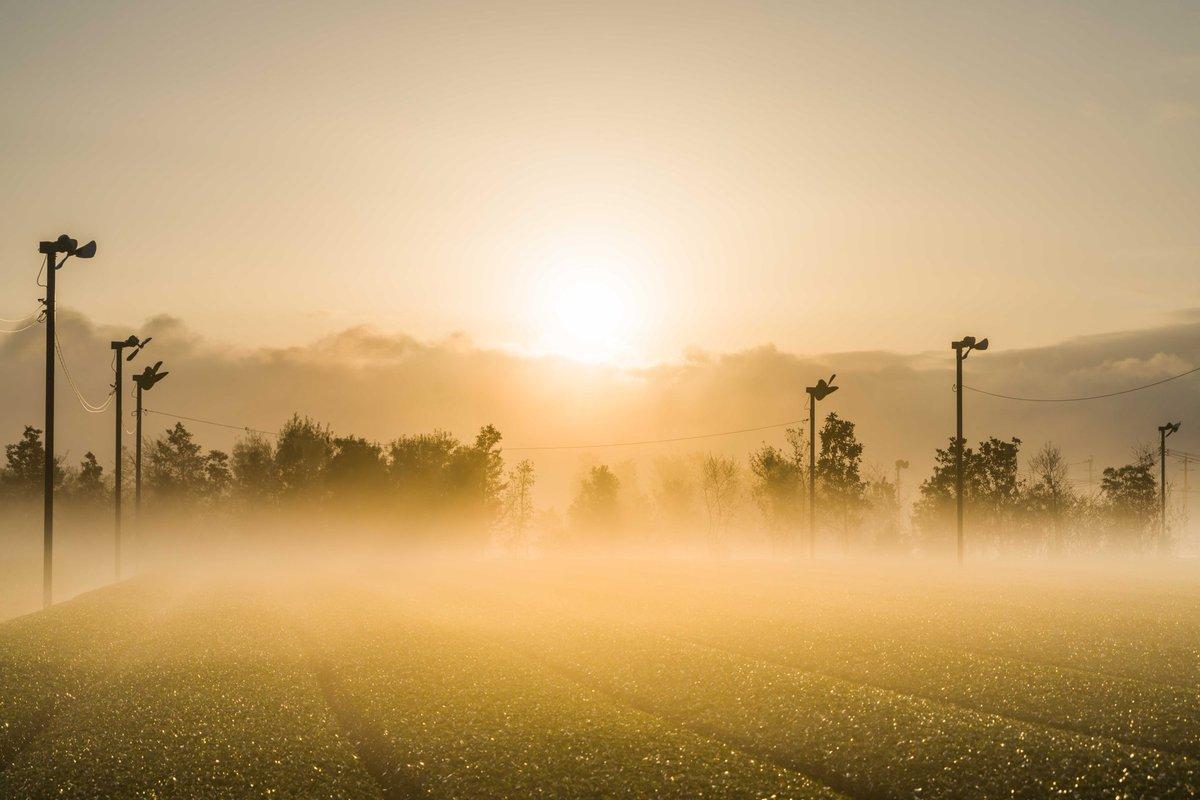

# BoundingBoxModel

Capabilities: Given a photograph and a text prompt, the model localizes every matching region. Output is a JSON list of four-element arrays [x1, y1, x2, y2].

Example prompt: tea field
[[1, 559, 1198, 798]]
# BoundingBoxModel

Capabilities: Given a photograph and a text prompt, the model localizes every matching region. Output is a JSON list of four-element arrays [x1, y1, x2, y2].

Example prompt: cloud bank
[[4, 309, 1199, 507]]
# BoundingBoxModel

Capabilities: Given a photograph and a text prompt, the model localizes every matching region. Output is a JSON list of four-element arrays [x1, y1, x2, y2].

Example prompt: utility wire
[[0, 308, 38, 324], [960, 364, 1200, 402], [502, 418, 808, 451], [144, 409, 278, 437], [140, 410, 810, 451], [54, 328, 114, 413], [0, 318, 39, 334]]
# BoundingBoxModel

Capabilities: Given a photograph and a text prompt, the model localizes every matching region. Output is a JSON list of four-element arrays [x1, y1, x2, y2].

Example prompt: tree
[[570, 465, 621, 543], [388, 430, 459, 513], [388, 429, 458, 510], [862, 467, 902, 551], [914, 435, 1025, 552], [146, 422, 208, 504], [70, 451, 107, 505], [1099, 447, 1157, 549], [274, 414, 333, 502], [1, 426, 64, 501], [500, 459, 536, 552], [816, 412, 867, 550], [205, 450, 232, 503], [700, 455, 739, 552], [327, 435, 388, 508], [231, 434, 278, 506], [651, 455, 699, 542], [1025, 443, 1075, 553], [749, 432, 803, 550], [448, 424, 505, 529]]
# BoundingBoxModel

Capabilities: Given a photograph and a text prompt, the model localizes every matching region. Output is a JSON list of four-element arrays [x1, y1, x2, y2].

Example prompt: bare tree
[[700, 455, 739, 553], [1027, 442, 1073, 554], [500, 459, 536, 554]]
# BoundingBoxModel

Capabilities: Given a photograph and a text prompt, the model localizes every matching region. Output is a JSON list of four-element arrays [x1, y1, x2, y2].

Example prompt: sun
[[539, 268, 635, 362]]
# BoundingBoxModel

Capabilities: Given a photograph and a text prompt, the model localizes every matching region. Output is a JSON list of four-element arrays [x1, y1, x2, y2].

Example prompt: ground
[[1, 557, 1198, 798]]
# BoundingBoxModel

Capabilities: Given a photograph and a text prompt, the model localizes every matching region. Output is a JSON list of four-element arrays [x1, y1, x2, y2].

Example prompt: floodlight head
[[134, 361, 169, 391], [896, 459, 910, 469], [126, 335, 151, 361], [961, 336, 976, 347], [809, 373, 839, 401], [54, 234, 79, 254], [974, 338, 989, 351], [74, 240, 96, 259], [123, 335, 140, 347]]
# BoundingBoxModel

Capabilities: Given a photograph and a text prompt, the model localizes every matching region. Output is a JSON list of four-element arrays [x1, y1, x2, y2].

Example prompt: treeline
[[0, 412, 1175, 555]]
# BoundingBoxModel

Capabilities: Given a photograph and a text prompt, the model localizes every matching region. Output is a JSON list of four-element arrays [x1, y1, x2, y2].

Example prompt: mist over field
[[4, 0, 1200, 796]]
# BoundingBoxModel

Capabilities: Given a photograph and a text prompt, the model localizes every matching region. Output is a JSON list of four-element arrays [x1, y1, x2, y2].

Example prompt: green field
[[1, 559, 1198, 798]]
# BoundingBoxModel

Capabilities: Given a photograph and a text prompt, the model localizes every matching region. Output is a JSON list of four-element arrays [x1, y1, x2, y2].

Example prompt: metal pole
[[42, 250, 56, 609], [1161, 428, 1167, 555], [808, 392, 816, 559], [955, 346, 964, 565], [113, 347, 123, 580], [135, 385, 143, 517]]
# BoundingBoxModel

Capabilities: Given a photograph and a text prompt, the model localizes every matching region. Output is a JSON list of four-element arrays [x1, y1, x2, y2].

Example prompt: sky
[[1, 1, 1197, 362], [1, 2, 1199, 506]]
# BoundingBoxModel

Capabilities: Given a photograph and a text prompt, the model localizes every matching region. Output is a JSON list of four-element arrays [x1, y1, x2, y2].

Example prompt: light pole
[[1158, 421, 1180, 555], [951, 335, 988, 565], [894, 459, 909, 498], [805, 374, 838, 558], [110, 335, 150, 581], [133, 361, 169, 531], [38, 234, 97, 608]]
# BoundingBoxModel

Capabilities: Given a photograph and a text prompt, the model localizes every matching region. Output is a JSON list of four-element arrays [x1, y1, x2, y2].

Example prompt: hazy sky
[[2, 1, 1197, 363]]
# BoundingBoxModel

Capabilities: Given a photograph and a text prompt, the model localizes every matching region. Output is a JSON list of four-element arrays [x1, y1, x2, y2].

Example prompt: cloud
[[4, 310, 1200, 507]]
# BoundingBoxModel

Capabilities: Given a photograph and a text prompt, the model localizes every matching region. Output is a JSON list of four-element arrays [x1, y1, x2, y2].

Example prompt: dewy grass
[[0, 559, 1198, 798]]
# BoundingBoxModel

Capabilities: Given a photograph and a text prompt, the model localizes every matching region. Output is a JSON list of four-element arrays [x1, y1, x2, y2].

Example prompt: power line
[[143, 408, 278, 437], [503, 418, 808, 452], [960, 364, 1200, 402], [54, 328, 114, 413], [0, 308, 39, 324], [139, 409, 810, 451], [0, 318, 39, 334]]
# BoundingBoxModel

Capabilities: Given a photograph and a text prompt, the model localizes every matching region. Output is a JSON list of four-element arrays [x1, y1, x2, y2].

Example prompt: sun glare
[[537, 266, 638, 363]]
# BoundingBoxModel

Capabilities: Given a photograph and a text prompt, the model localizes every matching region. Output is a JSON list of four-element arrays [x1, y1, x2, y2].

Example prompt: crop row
[[390, 575, 1200, 800], [298, 589, 843, 800], [0, 586, 381, 800]]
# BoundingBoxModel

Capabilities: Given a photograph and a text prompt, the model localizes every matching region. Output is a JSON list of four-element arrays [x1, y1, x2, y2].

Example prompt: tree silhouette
[[816, 412, 867, 550], [1, 426, 64, 500], [571, 465, 620, 542]]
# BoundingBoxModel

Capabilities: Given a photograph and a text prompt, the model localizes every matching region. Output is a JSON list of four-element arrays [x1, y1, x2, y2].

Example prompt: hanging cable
[[54, 328, 114, 413], [0, 318, 39, 334], [143, 409, 278, 437], [503, 418, 808, 451], [138, 409, 810, 450], [0, 308, 38, 324], [960, 364, 1200, 402]]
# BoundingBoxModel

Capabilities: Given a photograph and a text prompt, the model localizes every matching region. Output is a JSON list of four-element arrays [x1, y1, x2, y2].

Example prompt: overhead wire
[[502, 418, 809, 451], [138, 409, 812, 450], [960, 364, 1200, 402], [143, 409, 278, 438], [54, 327, 114, 413], [0, 318, 40, 334]]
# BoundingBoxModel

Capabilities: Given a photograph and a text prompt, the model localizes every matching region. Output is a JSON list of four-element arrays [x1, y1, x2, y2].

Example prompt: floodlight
[[74, 241, 96, 259], [54, 234, 78, 254], [975, 338, 989, 351], [961, 336, 976, 347], [134, 361, 169, 391]]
